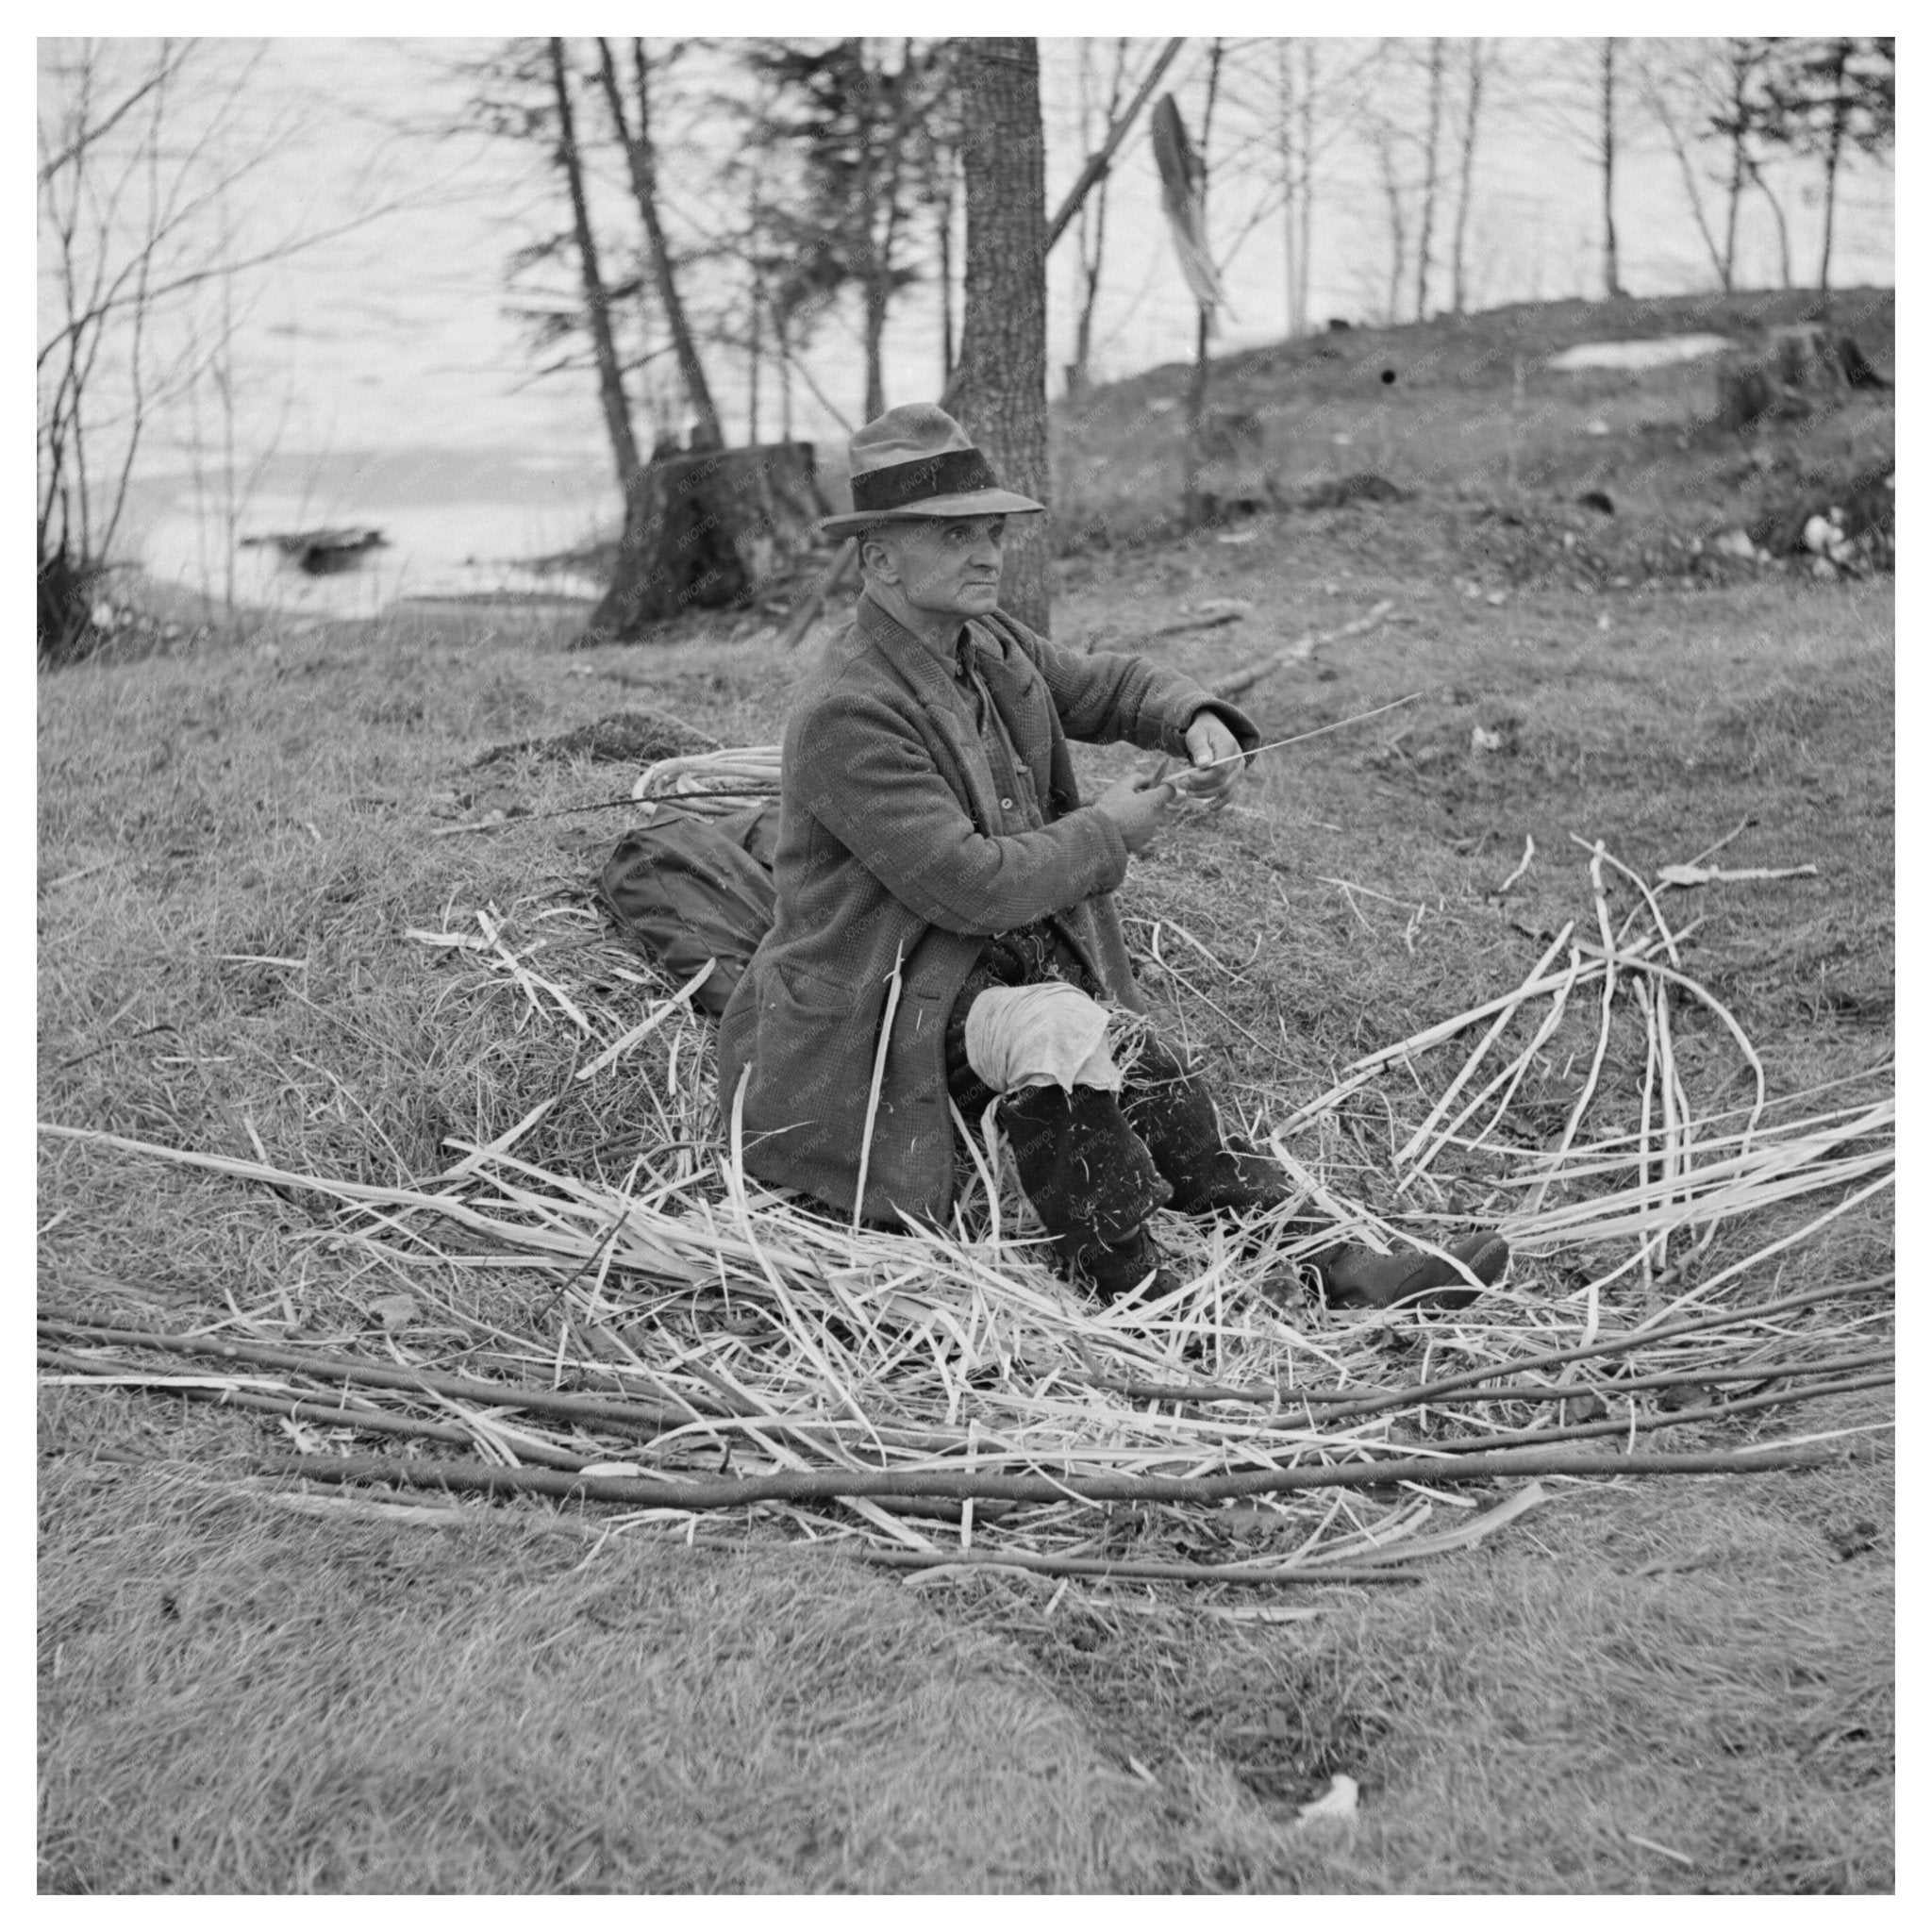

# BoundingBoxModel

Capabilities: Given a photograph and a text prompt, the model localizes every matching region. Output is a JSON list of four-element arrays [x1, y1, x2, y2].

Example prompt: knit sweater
[[715, 591, 1258, 1224]]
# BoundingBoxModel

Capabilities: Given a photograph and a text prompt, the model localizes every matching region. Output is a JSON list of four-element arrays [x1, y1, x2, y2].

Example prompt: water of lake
[[132, 470, 621, 621]]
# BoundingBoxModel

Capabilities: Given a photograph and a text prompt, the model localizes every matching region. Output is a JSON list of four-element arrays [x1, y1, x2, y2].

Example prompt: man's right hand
[[1091, 774, 1175, 855]]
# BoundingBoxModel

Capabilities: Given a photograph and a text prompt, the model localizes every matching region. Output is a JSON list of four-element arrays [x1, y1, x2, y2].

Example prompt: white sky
[[37, 26, 1896, 502]]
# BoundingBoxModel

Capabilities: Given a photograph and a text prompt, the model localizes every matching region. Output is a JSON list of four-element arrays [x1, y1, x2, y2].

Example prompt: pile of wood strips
[[40, 836, 1893, 1589]]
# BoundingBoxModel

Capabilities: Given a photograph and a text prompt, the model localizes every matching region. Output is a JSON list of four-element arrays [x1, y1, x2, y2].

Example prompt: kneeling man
[[719, 404, 1505, 1307]]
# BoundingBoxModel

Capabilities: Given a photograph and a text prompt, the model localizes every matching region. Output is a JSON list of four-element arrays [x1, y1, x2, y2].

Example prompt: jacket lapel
[[856, 593, 1003, 832], [965, 618, 1056, 787]]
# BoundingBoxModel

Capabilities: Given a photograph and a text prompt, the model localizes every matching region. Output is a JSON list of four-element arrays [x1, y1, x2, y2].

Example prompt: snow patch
[[1547, 334, 1733, 373]]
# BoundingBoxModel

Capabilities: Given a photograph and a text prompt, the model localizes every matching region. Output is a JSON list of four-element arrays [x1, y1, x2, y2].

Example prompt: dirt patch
[[468, 707, 718, 773]]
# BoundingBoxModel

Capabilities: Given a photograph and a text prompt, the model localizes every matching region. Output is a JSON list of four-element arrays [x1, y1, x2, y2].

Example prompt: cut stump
[[577, 441, 827, 644], [1716, 325, 1854, 431]]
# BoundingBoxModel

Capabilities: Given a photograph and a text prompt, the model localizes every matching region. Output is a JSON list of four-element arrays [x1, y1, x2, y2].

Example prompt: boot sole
[[1324, 1234, 1510, 1313]]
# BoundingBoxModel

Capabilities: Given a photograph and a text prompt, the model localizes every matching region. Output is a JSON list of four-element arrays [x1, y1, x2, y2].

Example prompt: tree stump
[[1716, 325, 1850, 430], [578, 441, 827, 643]]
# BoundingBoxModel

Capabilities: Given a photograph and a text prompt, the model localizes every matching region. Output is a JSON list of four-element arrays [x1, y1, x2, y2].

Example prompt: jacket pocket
[[771, 957, 862, 1019]]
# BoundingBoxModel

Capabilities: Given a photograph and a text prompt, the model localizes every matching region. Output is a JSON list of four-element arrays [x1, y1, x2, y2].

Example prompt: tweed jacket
[[716, 591, 1258, 1224]]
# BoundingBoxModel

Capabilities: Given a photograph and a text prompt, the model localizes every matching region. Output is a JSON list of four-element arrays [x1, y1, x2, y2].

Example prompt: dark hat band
[[850, 446, 1000, 514]]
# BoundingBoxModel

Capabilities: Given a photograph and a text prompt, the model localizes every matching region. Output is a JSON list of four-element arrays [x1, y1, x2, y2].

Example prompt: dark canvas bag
[[596, 802, 779, 1017]]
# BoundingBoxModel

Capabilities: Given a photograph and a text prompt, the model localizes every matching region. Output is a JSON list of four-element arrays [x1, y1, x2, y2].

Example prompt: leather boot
[[995, 1083, 1174, 1304], [998, 1083, 1171, 1236], [1308, 1232, 1510, 1313], [1121, 1040, 1295, 1217], [1061, 1224, 1178, 1304]]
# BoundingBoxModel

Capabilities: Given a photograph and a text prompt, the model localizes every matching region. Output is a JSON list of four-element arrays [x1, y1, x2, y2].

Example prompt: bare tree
[[1629, 34, 1887, 297], [1411, 38, 1447, 320], [1633, 41, 1729, 289], [1365, 112, 1409, 326], [1522, 38, 1632, 302], [37, 37, 373, 660], [1747, 154, 1794, 290], [1275, 40, 1378, 335], [1755, 37, 1893, 291], [929, 99, 961, 390], [713, 66, 810, 441], [1599, 39, 1625, 298], [1066, 38, 1132, 395], [1631, 37, 1799, 291], [748, 39, 944, 424], [1273, 42, 1302, 338], [1174, 40, 1226, 530], [1144, 38, 1375, 342], [742, 89, 773, 441], [1296, 47, 1321, 334], [549, 40, 642, 488], [1448, 39, 1491, 315], [1712, 40, 1791, 290], [592, 39, 724, 446]]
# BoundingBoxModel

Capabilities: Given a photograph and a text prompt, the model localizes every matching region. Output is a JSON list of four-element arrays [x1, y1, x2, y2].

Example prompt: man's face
[[868, 515, 1007, 619]]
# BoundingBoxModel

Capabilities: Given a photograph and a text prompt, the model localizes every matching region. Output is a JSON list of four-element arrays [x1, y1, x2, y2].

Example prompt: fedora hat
[[820, 402, 1045, 539]]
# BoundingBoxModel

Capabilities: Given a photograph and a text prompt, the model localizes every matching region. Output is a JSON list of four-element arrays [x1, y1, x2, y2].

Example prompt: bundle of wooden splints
[[39, 838, 1892, 1586], [627, 746, 781, 822], [37, 1254, 1891, 1587]]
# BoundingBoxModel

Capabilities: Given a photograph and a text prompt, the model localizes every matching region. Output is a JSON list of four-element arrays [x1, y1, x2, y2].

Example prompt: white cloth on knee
[[963, 982, 1124, 1095]]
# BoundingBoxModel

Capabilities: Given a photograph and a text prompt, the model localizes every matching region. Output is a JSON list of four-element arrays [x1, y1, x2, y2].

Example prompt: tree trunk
[[863, 42, 918, 423], [863, 275, 890, 422], [1817, 42, 1849, 292], [1183, 309, 1212, 528], [747, 271, 762, 445], [1450, 40, 1487, 315], [548, 40, 641, 492], [596, 39, 724, 447], [1413, 38, 1446, 322], [1275, 41, 1296, 338], [936, 148, 956, 390], [1181, 42, 1224, 530], [1721, 55, 1747, 292], [1374, 125, 1407, 326], [1721, 154, 1742, 291], [746, 153, 765, 445], [1748, 157, 1793, 288], [1643, 52, 1725, 291], [1069, 38, 1127, 392], [1600, 40, 1624, 299], [1296, 43, 1316, 338], [950, 37, 1052, 632], [578, 442, 828, 642], [854, 51, 886, 424]]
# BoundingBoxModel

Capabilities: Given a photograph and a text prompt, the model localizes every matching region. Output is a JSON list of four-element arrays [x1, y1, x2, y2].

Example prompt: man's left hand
[[1177, 711, 1247, 802]]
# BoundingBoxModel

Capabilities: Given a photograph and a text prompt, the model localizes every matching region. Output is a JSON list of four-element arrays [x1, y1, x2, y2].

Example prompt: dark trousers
[[944, 926, 1285, 1267]]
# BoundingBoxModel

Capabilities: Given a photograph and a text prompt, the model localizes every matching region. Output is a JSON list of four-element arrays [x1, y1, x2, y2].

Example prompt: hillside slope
[[1052, 286, 1894, 573]]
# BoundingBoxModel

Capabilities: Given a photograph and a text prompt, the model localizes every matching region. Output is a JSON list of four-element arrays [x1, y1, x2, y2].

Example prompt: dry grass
[[39, 311, 1893, 1891], [943, 1449, 1892, 1893], [37, 1423, 1197, 1894]]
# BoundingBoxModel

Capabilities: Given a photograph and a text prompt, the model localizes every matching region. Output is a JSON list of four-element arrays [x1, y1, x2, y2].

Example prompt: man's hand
[[1174, 710, 1247, 803], [1092, 772, 1175, 855]]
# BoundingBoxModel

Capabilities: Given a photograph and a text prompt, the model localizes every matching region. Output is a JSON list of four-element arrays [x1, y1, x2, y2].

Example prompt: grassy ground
[[1055, 285, 1894, 558], [39, 300, 1892, 1894]]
